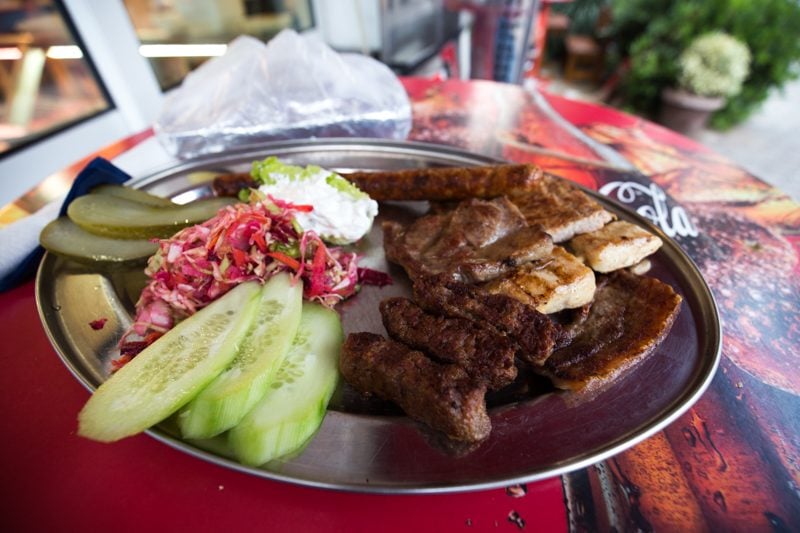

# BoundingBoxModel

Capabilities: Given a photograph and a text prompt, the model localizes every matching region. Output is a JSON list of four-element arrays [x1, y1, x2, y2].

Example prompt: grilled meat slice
[[448, 196, 528, 247], [484, 246, 596, 314], [569, 220, 663, 273], [341, 332, 491, 442], [412, 275, 560, 366], [456, 226, 553, 283], [383, 197, 553, 283], [344, 164, 543, 202], [383, 216, 448, 279], [380, 298, 518, 390], [381, 220, 434, 279], [542, 270, 682, 391], [212, 172, 257, 197], [509, 175, 614, 242]]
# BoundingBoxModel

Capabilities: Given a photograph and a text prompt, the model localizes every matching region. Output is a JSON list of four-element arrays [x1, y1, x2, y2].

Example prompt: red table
[[3, 77, 799, 531]]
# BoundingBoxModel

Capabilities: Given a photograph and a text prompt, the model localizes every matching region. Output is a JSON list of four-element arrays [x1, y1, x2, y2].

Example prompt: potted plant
[[658, 32, 751, 134]]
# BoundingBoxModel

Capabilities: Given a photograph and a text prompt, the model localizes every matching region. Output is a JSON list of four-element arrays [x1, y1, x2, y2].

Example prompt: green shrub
[[678, 32, 750, 98], [609, 0, 800, 129]]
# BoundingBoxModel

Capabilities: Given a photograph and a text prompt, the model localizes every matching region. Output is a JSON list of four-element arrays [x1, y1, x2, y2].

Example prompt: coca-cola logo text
[[599, 181, 698, 239]]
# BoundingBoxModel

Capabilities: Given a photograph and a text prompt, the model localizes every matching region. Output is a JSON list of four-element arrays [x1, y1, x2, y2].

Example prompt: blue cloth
[[0, 157, 132, 292]]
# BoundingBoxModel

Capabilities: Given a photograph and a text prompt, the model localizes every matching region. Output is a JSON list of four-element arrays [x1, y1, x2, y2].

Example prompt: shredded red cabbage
[[89, 318, 108, 330], [357, 267, 393, 287], [117, 196, 371, 363]]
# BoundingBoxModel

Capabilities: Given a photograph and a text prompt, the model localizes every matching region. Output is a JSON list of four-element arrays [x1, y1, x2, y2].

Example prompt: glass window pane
[[0, 0, 111, 156], [123, 0, 314, 90]]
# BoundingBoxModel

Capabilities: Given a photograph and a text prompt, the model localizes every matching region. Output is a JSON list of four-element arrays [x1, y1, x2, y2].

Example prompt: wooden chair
[[564, 34, 603, 82]]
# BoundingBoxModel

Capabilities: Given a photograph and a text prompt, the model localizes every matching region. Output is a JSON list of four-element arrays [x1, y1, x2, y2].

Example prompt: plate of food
[[36, 139, 721, 493]]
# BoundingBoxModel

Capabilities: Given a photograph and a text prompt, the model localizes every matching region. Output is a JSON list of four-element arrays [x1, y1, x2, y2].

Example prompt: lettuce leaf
[[250, 156, 368, 200]]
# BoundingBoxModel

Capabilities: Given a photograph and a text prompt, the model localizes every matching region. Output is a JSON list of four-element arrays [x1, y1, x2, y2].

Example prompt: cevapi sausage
[[343, 164, 543, 201], [340, 332, 491, 442]]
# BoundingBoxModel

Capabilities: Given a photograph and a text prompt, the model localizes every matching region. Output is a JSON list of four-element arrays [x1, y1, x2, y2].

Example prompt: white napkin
[[0, 197, 63, 279]]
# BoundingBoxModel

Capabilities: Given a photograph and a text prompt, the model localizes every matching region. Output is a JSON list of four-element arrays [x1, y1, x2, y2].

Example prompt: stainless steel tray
[[36, 139, 721, 493]]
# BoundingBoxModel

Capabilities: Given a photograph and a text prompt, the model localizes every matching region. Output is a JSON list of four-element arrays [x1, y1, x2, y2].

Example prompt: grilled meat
[[509, 175, 614, 242], [383, 197, 553, 283], [628, 258, 652, 275], [456, 226, 554, 283], [552, 303, 593, 349], [340, 332, 491, 442], [380, 297, 518, 390], [344, 164, 543, 202], [484, 246, 596, 314], [212, 172, 257, 197], [446, 196, 528, 247], [569, 220, 662, 273], [412, 274, 560, 366], [542, 270, 682, 391]]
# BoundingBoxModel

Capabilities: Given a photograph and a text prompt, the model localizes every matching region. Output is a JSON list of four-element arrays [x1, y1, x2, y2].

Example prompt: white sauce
[[258, 169, 378, 244]]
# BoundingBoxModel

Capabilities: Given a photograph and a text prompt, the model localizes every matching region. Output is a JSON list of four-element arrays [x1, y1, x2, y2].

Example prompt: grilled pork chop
[[542, 270, 682, 391], [569, 220, 662, 273], [509, 175, 614, 242], [484, 246, 596, 314], [383, 197, 553, 283], [380, 298, 518, 390], [341, 332, 491, 442]]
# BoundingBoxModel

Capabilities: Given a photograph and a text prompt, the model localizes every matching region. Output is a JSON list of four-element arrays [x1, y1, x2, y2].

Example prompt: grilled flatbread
[[569, 220, 662, 273], [483, 246, 596, 314]]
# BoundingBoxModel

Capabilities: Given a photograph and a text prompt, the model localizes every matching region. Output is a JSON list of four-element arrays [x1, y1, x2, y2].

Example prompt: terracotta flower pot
[[658, 87, 725, 135]]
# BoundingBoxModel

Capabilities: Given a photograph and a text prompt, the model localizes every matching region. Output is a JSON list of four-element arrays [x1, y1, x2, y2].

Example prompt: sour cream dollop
[[252, 157, 378, 245]]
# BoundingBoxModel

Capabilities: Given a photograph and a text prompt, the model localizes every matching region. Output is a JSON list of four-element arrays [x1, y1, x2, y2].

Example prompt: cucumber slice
[[78, 282, 261, 442], [67, 194, 235, 239], [178, 273, 303, 439], [91, 184, 174, 207], [228, 302, 343, 466], [40, 217, 158, 265]]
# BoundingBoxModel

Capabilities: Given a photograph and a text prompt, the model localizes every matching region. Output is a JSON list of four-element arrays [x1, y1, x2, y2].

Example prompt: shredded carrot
[[267, 251, 301, 271]]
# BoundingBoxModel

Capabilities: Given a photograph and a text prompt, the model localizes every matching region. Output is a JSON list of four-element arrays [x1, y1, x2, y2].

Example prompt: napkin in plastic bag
[[155, 30, 412, 159]]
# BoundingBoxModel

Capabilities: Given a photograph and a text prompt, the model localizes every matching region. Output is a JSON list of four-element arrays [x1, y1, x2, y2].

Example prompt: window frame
[[0, 0, 163, 207]]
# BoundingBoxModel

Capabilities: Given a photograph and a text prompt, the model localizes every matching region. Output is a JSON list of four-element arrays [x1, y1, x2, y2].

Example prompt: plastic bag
[[155, 30, 412, 159]]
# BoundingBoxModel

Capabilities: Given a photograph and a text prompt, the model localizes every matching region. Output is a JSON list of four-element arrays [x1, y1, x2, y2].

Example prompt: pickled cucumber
[[77, 282, 261, 443], [178, 274, 303, 439], [228, 302, 343, 466], [67, 194, 235, 239], [91, 184, 174, 207], [40, 217, 158, 264]]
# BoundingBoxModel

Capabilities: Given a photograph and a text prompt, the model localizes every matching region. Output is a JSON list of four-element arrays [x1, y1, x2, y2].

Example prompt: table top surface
[[2, 77, 799, 532]]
